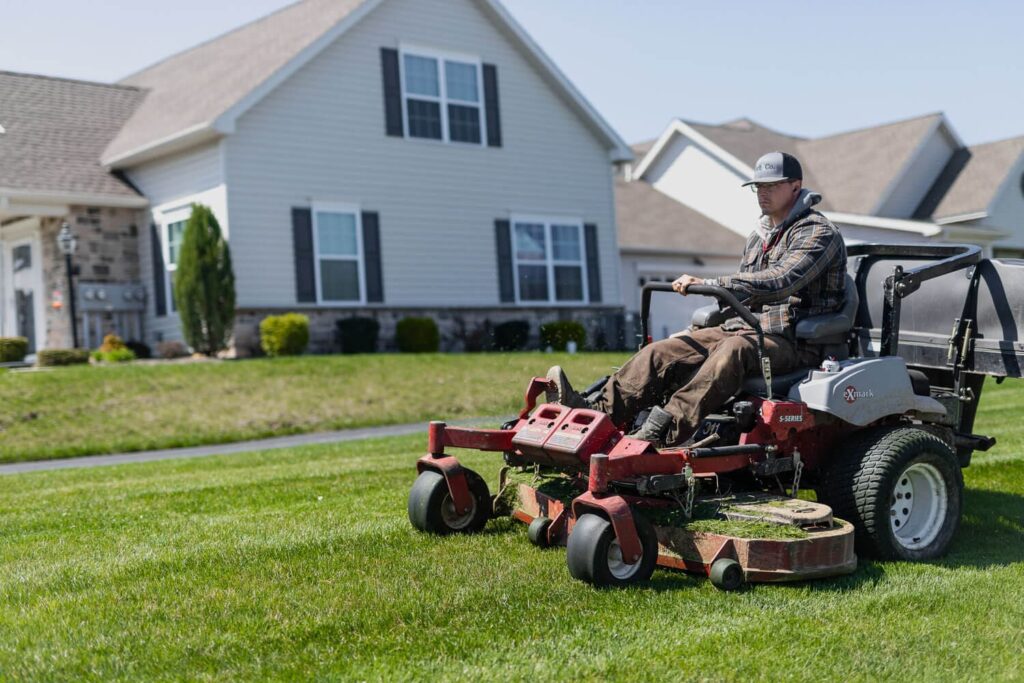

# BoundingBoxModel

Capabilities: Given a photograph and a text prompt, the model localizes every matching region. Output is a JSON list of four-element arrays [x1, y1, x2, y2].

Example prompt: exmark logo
[[843, 385, 874, 403]]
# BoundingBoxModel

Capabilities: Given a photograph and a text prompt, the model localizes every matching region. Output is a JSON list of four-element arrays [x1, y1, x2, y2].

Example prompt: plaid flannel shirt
[[714, 209, 847, 337]]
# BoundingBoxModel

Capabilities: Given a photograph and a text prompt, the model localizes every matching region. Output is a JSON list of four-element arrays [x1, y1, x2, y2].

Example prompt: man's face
[[753, 179, 801, 215]]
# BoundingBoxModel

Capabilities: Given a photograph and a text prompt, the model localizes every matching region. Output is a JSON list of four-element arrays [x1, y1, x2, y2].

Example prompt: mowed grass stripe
[[0, 353, 627, 463], [1, 429, 1023, 681]]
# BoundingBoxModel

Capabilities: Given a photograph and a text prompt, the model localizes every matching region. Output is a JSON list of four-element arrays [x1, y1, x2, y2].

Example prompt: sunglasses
[[750, 180, 796, 193]]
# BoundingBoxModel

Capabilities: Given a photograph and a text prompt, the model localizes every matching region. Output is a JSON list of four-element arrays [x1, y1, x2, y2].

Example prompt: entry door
[[9, 241, 39, 352]]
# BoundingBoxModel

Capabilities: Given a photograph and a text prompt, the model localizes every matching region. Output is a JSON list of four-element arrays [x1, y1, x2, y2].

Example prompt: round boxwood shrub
[[0, 337, 29, 363], [540, 321, 587, 351], [493, 320, 530, 351], [37, 349, 91, 367], [260, 313, 310, 357], [396, 317, 439, 353], [337, 316, 379, 354]]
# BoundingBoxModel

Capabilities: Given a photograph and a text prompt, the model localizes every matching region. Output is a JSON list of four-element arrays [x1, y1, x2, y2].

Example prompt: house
[[0, 0, 632, 355], [617, 114, 1024, 337]]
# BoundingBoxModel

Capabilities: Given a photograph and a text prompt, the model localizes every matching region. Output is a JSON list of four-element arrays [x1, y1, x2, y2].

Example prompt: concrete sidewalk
[[0, 417, 500, 476]]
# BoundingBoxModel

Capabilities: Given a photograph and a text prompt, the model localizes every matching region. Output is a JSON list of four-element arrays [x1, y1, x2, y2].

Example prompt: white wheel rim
[[890, 462, 948, 550], [607, 539, 642, 580], [440, 493, 476, 530]]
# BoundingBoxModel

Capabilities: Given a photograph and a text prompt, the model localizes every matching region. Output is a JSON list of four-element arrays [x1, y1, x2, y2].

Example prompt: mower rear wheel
[[566, 512, 658, 587], [527, 516, 552, 548], [408, 469, 490, 535], [819, 426, 962, 561], [709, 558, 744, 591]]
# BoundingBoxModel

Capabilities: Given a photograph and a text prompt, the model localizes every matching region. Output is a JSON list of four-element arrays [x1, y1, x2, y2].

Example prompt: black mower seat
[[739, 275, 859, 397], [742, 368, 812, 398]]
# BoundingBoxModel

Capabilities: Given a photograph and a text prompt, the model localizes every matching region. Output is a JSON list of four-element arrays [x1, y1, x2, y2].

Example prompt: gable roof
[[615, 178, 744, 257], [920, 135, 1024, 221], [634, 113, 946, 215], [797, 113, 945, 214], [0, 71, 146, 203], [102, 0, 631, 167]]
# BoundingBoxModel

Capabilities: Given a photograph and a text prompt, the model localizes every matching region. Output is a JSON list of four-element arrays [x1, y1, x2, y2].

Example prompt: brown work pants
[[594, 326, 819, 444]]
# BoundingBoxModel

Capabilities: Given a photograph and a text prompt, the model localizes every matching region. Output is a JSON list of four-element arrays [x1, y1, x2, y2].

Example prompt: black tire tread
[[819, 425, 962, 560]]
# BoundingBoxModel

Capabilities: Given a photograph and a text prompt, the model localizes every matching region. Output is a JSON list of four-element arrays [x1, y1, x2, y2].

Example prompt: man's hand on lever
[[672, 274, 706, 295]]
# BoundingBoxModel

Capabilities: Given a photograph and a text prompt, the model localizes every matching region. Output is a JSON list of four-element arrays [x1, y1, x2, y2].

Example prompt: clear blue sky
[[3, 0, 1021, 146]]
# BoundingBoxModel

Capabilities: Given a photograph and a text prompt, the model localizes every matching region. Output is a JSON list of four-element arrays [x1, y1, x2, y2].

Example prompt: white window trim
[[398, 43, 487, 146], [510, 214, 589, 306], [312, 201, 366, 306], [160, 205, 192, 315]]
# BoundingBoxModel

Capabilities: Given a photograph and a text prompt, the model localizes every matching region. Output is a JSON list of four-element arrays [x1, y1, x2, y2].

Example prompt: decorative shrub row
[[260, 313, 310, 357], [0, 337, 29, 363], [37, 349, 91, 367], [396, 317, 440, 353], [539, 321, 586, 352]]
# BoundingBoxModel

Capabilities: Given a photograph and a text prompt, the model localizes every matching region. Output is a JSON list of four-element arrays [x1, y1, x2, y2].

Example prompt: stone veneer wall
[[232, 306, 629, 357], [41, 206, 146, 349]]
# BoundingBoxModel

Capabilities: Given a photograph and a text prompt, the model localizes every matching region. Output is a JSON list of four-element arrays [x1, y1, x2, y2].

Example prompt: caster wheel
[[527, 517, 552, 547], [407, 469, 490, 535], [566, 512, 658, 587], [709, 558, 744, 591]]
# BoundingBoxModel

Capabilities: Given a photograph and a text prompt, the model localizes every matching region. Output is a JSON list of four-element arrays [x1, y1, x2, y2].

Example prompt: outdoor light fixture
[[56, 222, 80, 348]]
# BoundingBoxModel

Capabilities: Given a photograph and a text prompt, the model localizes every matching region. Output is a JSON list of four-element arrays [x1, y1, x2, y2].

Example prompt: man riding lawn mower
[[407, 153, 1023, 589]]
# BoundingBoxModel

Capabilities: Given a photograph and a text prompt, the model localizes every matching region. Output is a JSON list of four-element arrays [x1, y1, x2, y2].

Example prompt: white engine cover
[[787, 357, 946, 426]]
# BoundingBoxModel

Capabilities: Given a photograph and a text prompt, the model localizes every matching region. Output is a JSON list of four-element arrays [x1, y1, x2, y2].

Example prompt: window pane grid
[[314, 209, 363, 303], [402, 51, 482, 144], [513, 220, 586, 304]]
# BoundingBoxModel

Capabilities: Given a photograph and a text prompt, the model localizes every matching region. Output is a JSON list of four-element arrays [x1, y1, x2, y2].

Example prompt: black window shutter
[[150, 223, 166, 317], [362, 211, 384, 303], [482, 64, 502, 147], [584, 223, 602, 303], [381, 48, 404, 137], [495, 219, 514, 303], [292, 207, 316, 303]]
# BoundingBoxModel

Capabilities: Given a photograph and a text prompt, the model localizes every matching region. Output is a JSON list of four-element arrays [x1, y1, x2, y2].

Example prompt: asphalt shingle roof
[[924, 136, 1024, 220], [671, 114, 944, 214], [615, 178, 744, 256], [103, 0, 368, 164], [0, 71, 144, 198]]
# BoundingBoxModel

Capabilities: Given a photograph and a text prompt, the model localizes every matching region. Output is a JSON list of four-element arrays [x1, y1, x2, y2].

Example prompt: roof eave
[[0, 187, 149, 210], [101, 123, 224, 169], [632, 118, 753, 181], [477, 0, 632, 162], [824, 211, 943, 237], [619, 244, 740, 258]]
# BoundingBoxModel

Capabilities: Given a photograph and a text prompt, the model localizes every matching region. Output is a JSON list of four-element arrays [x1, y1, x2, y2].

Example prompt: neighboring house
[[617, 114, 1024, 336], [0, 0, 632, 355]]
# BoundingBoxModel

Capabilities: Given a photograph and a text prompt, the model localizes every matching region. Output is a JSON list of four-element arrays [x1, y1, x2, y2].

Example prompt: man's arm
[[711, 220, 842, 306]]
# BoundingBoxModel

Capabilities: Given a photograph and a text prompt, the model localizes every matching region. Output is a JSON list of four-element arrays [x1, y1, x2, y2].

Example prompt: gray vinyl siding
[[224, 0, 620, 309], [125, 143, 224, 343]]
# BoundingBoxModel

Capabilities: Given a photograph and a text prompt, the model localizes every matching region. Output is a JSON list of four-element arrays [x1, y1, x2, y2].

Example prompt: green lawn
[[2, 392, 1022, 680], [0, 353, 626, 463]]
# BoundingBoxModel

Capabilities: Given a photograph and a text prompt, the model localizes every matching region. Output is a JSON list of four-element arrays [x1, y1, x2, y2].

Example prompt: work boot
[[545, 366, 592, 409], [629, 406, 673, 445]]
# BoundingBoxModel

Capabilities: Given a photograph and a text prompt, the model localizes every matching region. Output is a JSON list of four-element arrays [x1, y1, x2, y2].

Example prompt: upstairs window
[[401, 49, 484, 144], [512, 217, 587, 304]]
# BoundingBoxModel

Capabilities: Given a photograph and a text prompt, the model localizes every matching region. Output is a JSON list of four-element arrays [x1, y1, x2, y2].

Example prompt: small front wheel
[[527, 516, 552, 547], [709, 558, 744, 591], [408, 469, 490, 535], [566, 512, 658, 587]]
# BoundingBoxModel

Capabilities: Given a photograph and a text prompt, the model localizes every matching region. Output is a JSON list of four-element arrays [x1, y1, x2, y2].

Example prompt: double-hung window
[[512, 217, 588, 304], [313, 204, 364, 304], [161, 213, 188, 313], [401, 48, 484, 144]]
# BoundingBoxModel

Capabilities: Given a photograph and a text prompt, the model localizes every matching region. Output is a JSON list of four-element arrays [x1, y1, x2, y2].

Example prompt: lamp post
[[56, 222, 79, 348]]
